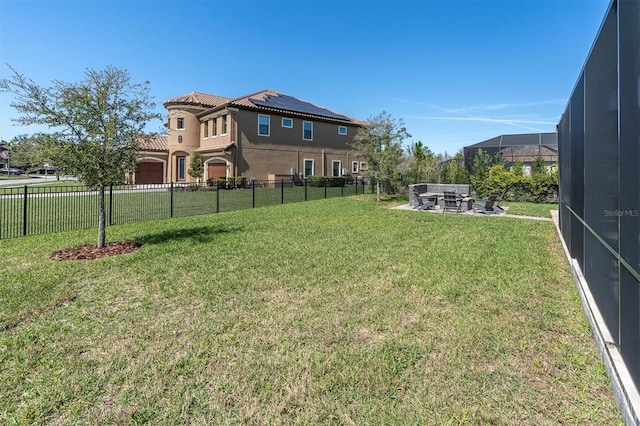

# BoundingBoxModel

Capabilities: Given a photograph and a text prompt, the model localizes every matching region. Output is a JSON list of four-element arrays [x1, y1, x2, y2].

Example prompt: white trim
[[282, 117, 293, 128], [177, 156, 187, 181], [258, 114, 270, 136], [303, 158, 315, 177], [352, 161, 359, 174], [221, 114, 228, 135], [331, 160, 341, 177], [338, 125, 348, 135], [134, 156, 167, 184], [303, 121, 313, 141], [360, 161, 368, 171], [204, 156, 230, 181]]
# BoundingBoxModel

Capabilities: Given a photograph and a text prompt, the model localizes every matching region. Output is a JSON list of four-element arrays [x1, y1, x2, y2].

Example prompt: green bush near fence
[[306, 176, 346, 187]]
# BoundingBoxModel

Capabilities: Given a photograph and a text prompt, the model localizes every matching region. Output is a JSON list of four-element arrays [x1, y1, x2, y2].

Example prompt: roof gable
[[163, 92, 232, 108]]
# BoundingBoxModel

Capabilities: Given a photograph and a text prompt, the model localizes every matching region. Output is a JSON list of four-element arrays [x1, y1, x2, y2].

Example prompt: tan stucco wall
[[234, 109, 361, 180], [166, 105, 207, 183], [199, 110, 235, 149]]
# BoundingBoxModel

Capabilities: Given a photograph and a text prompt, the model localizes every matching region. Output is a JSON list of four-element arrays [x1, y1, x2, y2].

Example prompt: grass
[[0, 196, 622, 424], [0, 184, 360, 239], [502, 201, 557, 218]]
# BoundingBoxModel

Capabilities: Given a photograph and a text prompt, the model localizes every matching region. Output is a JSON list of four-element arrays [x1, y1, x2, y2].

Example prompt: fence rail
[[0, 179, 372, 240]]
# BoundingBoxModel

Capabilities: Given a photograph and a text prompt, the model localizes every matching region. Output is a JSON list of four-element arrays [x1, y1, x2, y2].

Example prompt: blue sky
[[0, 0, 609, 155]]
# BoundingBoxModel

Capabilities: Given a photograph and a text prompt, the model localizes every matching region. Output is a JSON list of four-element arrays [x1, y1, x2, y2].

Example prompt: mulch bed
[[50, 241, 143, 261]]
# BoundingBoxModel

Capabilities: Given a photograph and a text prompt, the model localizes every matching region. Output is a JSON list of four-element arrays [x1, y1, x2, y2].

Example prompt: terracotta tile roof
[[163, 92, 232, 108], [139, 135, 168, 151], [171, 89, 363, 125]]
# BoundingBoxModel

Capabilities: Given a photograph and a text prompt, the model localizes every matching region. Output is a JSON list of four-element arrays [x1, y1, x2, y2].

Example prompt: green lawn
[[502, 201, 558, 218], [0, 196, 622, 424], [0, 184, 360, 239]]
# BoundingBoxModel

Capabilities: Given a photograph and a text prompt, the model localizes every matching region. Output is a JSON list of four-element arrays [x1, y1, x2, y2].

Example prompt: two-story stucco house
[[134, 90, 365, 184]]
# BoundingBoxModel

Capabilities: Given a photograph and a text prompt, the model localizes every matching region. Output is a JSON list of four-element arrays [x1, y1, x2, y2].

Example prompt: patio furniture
[[442, 191, 462, 213], [483, 191, 505, 212], [473, 194, 502, 214], [412, 189, 435, 210]]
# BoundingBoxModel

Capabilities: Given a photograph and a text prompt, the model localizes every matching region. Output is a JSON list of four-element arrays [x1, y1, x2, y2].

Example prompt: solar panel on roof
[[249, 94, 350, 121]]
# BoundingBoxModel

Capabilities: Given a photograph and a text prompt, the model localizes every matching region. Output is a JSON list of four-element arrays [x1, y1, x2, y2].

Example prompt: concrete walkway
[[392, 203, 553, 221]]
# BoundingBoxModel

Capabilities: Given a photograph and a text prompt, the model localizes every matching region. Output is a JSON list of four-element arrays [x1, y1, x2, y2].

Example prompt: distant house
[[0, 143, 10, 169], [463, 132, 558, 175], [133, 90, 365, 184]]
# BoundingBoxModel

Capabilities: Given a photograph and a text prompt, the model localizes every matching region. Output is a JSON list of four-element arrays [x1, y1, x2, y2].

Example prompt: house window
[[332, 161, 341, 177], [222, 115, 227, 135], [282, 117, 293, 128], [258, 114, 270, 136], [177, 156, 186, 181], [304, 159, 314, 177], [212, 117, 217, 137], [177, 117, 185, 130], [338, 126, 347, 135], [204, 121, 209, 138], [352, 161, 359, 173], [303, 121, 313, 140], [360, 161, 367, 171]]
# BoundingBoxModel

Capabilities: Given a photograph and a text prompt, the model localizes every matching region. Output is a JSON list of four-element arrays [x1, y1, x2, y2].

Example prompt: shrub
[[306, 176, 346, 187]]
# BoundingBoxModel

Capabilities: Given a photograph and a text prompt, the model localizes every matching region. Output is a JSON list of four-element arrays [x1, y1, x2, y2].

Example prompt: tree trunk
[[98, 185, 106, 248], [376, 180, 381, 202]]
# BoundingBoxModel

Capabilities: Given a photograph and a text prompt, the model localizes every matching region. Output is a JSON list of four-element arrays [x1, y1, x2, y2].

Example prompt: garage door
[[136, 162, 163, 184], [208, 162, 227, 180]]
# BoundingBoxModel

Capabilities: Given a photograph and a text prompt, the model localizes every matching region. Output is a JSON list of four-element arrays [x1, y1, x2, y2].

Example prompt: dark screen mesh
[[558, 0, 640, 390]]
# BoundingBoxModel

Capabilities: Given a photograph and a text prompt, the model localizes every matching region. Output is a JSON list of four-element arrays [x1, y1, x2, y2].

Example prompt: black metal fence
[[558, 0, 639, 392], [0, 179, 373, 240]]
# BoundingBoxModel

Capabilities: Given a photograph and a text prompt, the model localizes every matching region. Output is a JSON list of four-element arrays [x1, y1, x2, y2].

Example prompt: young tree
[[406, 140, 436, 183], [8, 134, 51, 172], [1, 65, 161, 248], [351, 111, 410, 201], [532, 155, 547, 175], [188, 152, 204, 183]]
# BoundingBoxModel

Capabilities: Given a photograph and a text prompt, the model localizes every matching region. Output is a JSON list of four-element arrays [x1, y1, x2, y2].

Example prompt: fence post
[[281, 179, 284, 204], [324, 178, 327, 198], [170, 182, 174, 218], [216, 182, 220, 213], [252, 179, 255, 208], [304, 178, 307, 201], [23, 185, 28, 236], [109, 185, 113, 226], [341, 179, 344, 197]]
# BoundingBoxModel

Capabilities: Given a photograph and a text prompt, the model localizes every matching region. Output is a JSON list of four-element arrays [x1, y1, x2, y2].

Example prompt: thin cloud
[[406, 116, 557, 125], [390, 97, 565, 115]]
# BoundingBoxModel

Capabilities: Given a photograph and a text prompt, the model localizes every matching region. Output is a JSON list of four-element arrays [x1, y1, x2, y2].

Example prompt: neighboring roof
[[139, 135, 168, 151], [163, 92, 232, 108], [166, 89, 363, 125], [0, 144, 10, 160], [465, 132, 558, 149], [499, 145, 558, 163]]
